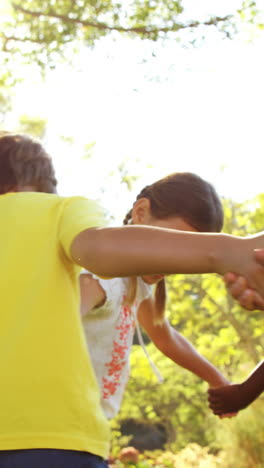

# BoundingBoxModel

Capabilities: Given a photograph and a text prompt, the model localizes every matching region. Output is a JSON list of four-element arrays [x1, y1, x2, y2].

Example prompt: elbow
[[152, 336, 171, 356]]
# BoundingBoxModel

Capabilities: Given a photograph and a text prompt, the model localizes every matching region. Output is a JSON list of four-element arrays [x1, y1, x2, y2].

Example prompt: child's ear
[[131, 198, 152, 225]]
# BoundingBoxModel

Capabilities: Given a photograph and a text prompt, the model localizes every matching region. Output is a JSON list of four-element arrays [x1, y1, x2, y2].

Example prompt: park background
[[1, 0, 264, 466]]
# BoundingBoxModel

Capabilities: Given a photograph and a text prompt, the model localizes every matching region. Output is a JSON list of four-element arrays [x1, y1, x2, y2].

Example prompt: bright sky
[[3, 0, 264, 223]]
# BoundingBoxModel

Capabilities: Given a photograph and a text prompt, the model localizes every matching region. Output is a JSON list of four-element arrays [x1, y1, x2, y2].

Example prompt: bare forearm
[[71, 226, 264, 296], [243, 360, 264, 403], [160, 330, 227, 387], [72, 226, 219, 275]]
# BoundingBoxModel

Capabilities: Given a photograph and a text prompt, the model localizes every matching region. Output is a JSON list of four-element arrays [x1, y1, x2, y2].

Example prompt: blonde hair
[[0, 132, 57, 194]]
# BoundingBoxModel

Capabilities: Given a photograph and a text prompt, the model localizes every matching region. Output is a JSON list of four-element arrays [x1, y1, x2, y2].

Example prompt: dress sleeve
[[81, 270, 126, 316], [135, 277, 152, 306]]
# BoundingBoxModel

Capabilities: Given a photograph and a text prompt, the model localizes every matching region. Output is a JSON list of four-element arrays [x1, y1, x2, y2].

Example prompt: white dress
[[82, 276, 151, 419]]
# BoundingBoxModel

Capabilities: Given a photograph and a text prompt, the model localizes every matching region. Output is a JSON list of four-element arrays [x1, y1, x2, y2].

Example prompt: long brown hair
[[123, 172, 223, 323], [0, 132, 57, 194]]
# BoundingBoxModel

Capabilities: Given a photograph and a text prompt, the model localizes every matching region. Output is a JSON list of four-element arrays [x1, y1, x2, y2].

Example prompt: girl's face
[[131, 197, 198, 285], [141, 216, 198, 285]]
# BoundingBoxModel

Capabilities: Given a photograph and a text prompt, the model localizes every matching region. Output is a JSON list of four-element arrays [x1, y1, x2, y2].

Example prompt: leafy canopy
[[1, 0, 263, 68]]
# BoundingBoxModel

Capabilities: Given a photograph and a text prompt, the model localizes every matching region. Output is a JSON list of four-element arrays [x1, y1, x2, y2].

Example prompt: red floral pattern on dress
[[102, 297, 136, 400]]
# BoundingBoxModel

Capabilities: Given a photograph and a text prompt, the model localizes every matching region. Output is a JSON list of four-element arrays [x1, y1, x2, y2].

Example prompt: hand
[[208, 381, 237, 419], [224, 272, 264, 311], [218, 235, 264, 299], [219, 412, 237, 419], [255, 248, 264, 271], [208, 383, 249, 415]]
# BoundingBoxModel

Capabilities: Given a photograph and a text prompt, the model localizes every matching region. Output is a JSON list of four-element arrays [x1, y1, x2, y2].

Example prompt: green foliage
[[0, 67, 48, 135], [116, 160, 141, 192], [1, 0, 262, 68], [238, 0, 264, 38], [0, 71, 17, 124], [216, 399, 264, 468], [110, 443, 226, 467], [154, 444, 225, 467], [18, 114, 47, 138], [0, 92, 11, 123], [167, 271, 262, 372], [83, 141, 96, 160], [113, 343, 216, 451]]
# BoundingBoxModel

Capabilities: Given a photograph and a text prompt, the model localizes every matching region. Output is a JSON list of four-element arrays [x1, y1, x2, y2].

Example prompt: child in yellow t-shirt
[[0, 131, 264, 467]]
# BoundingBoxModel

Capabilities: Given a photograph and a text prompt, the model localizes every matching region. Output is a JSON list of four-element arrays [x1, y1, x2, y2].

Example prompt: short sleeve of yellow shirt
[[59, 196, 107, 261]]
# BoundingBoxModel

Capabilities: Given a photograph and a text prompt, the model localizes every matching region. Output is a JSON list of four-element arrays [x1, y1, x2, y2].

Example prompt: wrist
[[207, 375, 229, 389], [199, 363, 229, 388], [211, 234, 246, 276], [209, 233, 232, 275], [239, 380, 254, 408]]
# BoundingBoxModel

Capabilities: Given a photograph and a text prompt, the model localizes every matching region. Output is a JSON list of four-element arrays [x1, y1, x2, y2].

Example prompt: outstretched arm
[[208, 361, 264, 415], [71, 227, 264, 297], [138, 298, 229, 388]]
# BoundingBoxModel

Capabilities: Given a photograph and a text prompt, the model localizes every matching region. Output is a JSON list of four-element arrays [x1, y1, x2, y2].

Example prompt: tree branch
[[12, 3, 232, 36], [187, 277, 261, 364], [0, 33, 53, 46]]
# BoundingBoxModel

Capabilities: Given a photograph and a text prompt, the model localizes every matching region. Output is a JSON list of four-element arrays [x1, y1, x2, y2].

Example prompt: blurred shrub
[[216, 398, 264, 468]]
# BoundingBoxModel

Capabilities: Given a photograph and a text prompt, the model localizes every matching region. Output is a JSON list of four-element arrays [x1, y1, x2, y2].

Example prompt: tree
[[0, 74, 12, 124], [1, 0, 263, 68], [0, 68, 18, 125]]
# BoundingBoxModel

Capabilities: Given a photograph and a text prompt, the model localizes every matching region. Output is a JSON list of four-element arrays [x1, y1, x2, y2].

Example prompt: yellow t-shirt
[[0, 192, 110, 458]]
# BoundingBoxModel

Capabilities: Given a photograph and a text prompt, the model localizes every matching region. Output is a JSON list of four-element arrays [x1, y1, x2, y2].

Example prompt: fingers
[[240, 289, 264, 310], [252, 265, 264, 298], [227, 276, 248, 298], [223, 274, 264, 310], [225, 273, 256, 310], [208, 396, 236, 416], [208, 387, 238, 416], [208, 387, 226, 401], [224, 272, 239, 285], [208, 390, 227, 411], [238, 290, 260, 310], [208, 399, 233, 415], [219, 412, 237, 419], [254, 249, 264, 265]]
